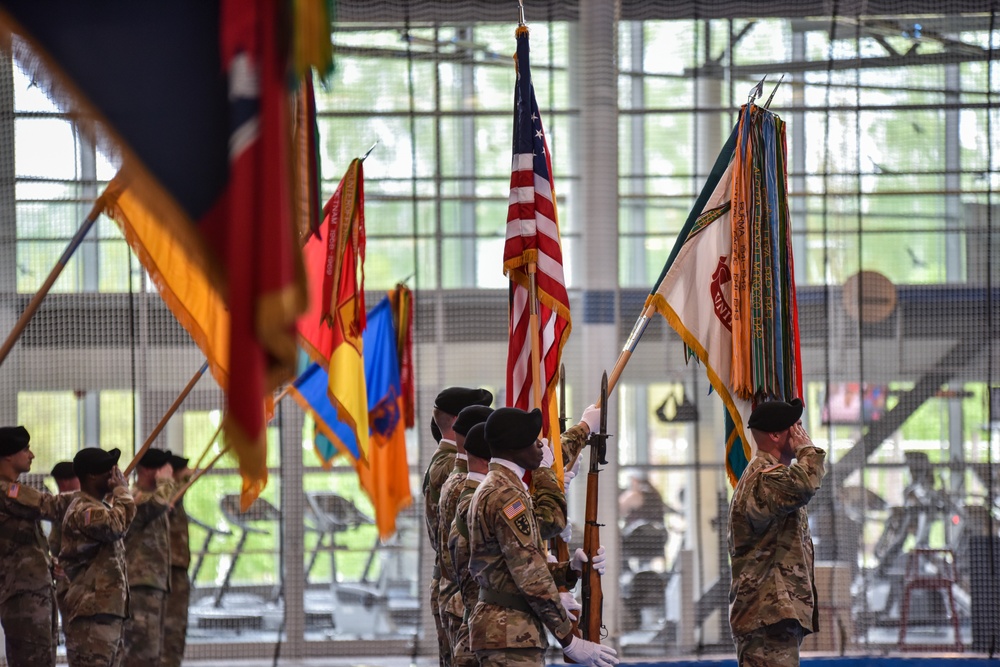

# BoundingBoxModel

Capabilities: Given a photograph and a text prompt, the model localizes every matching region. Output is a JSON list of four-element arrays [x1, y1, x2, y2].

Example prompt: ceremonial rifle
[[580, 371, 609, 643]]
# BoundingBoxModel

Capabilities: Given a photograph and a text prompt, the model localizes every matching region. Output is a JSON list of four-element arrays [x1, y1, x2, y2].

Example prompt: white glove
[[571, 546, 607, 576], [559, 521, 572, 543], [563, 456, 581, 493], [562, 635, 619, 667], [559, 591, 582, 619], [539, 437, 553, 469], [580, 404, 602, 432], [546, 551, 558, 564]]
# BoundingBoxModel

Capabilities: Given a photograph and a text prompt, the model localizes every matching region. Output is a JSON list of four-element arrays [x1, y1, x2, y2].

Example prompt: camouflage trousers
[[65, 613, 125, 667], [122, 586, 166, 667], [475, 647, 545, 667], [450, 619, 478, 667], [159, 567, 190, 667], [441, 608, 463, 654], [430, 575, 451, 667], [0, 587, 56, 667], [734, 619, 805, 667]]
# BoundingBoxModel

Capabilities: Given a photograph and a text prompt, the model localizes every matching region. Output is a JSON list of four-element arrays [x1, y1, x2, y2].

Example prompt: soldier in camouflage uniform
[[61, 447, 136, 667], [468, 407, 617, 667], [0, 426, 74, 667], [122, 448, 177, 667], [423, 386, 492, 667], [447, 404, 595, 667], [437, 405, 492, 660], [528, 405, 598, 541], [447, 422, 490, 667], [161, 453, 192, 667], [50, 461, 81, 623], [728, 399, 827, 667]]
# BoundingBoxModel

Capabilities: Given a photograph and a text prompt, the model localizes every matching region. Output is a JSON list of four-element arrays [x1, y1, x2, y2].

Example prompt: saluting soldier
[[161, 452, 192, 667], [0, 426, 73, 667], [728, 399, 827, 667], [468, 407, 618, 667], [61, 447, 136, 667], [423, 386, 492, 667], [438, 405, 492, 659], [122, 447, 176, 667]]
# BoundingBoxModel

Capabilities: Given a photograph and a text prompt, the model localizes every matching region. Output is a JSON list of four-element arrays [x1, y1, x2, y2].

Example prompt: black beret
[[454, 405, 494, 437], [434, 387, 493, 416], [168, 453, 190, 470], [0, 426, 30, 457], [747, 398, 803, 433], [485, 407, 542, 453], [73, 447, 121, 477], [463, 422, 491, 460], [430, 417, 442, 444], [50, 461, 77, 480], [138, 447, 172, 469]]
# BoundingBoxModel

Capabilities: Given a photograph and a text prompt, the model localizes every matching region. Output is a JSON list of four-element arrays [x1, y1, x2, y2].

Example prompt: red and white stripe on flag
[[502, 29, 571, 438]]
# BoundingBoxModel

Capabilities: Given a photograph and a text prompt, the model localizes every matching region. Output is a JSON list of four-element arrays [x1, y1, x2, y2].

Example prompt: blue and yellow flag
[[292, 296, 412, 538], [355, 297, 412, 540]]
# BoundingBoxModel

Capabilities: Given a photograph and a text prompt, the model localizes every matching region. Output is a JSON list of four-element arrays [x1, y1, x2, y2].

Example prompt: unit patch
[[512, 513, 532, 537]]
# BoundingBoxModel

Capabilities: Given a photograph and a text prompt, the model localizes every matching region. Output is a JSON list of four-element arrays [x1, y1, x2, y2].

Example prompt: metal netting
[[0, 0, 998, 664]]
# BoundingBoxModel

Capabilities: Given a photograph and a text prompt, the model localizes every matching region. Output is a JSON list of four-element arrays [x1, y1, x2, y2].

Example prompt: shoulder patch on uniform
[[503, 499, 526, 520], [7, 482, 19, 498], [512, 513, 532, 536]]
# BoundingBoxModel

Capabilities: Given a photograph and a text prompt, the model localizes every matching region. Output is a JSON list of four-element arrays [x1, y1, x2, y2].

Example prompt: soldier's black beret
[[747, 398, 803, 433], [50, 461, 77, 480], [168, 453, 190, 470], [454, 405, 493, 437], [463, 422, 491, 460], [0, 425, 30, 457], [485, 407, 542, 454], [434, 387, 493, 416], [138, 447, 172, 469], [73, 447, 121, 477], [430, 417, 442, 444]]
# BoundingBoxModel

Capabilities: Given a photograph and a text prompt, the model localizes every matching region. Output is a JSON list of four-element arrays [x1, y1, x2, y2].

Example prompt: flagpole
[[0, 205, 102, 369], [189, 419, 225, 472], [170, 443, 232, 508], [526, 264, 544, 412], [123, 361, 210, 476]]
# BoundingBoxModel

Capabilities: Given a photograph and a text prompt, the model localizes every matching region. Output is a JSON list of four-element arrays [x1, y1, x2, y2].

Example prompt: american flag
[[503, 27, 571, 440]]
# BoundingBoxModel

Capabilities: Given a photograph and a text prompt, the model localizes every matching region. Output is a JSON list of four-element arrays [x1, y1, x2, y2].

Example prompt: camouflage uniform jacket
[[533, 422, 589, 539], [728, 445, 827, 636], [467, 462, 577, 651], [437, 457, 468, 618], [0, 480, 73, 602], [60, 485, 137, 622], [168, 495, 191, 569], [125, 478, 176, 591], [448, 476, 481, 623], [423, 440, 458, 560], [48, 490, 81, 561]]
